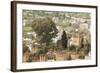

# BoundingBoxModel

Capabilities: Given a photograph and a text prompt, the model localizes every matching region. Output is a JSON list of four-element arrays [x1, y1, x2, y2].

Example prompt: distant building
[[39, 54, 47, 62], [70, 30, 82, 48], [79, 23, 89, 29]]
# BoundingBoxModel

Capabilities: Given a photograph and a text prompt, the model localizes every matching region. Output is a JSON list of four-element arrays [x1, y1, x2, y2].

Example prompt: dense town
[[23, 10, 91, 62]]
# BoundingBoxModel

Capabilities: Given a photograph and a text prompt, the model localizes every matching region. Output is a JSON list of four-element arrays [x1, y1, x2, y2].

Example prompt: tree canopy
[[61, 30, 68, 49], [31, 17, 58, 46]]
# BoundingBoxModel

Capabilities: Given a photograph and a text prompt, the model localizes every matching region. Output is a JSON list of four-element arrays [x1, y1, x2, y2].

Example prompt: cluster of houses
[[23, 28, 90, 62]]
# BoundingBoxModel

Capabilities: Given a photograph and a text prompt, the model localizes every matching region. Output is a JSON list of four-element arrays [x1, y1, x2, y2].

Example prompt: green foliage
[[31, 17, 58, 46]]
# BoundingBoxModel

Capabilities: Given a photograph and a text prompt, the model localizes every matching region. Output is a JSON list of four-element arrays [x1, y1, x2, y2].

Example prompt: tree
[[61, 30, 68, 49], [31, 17, 58, 46]]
